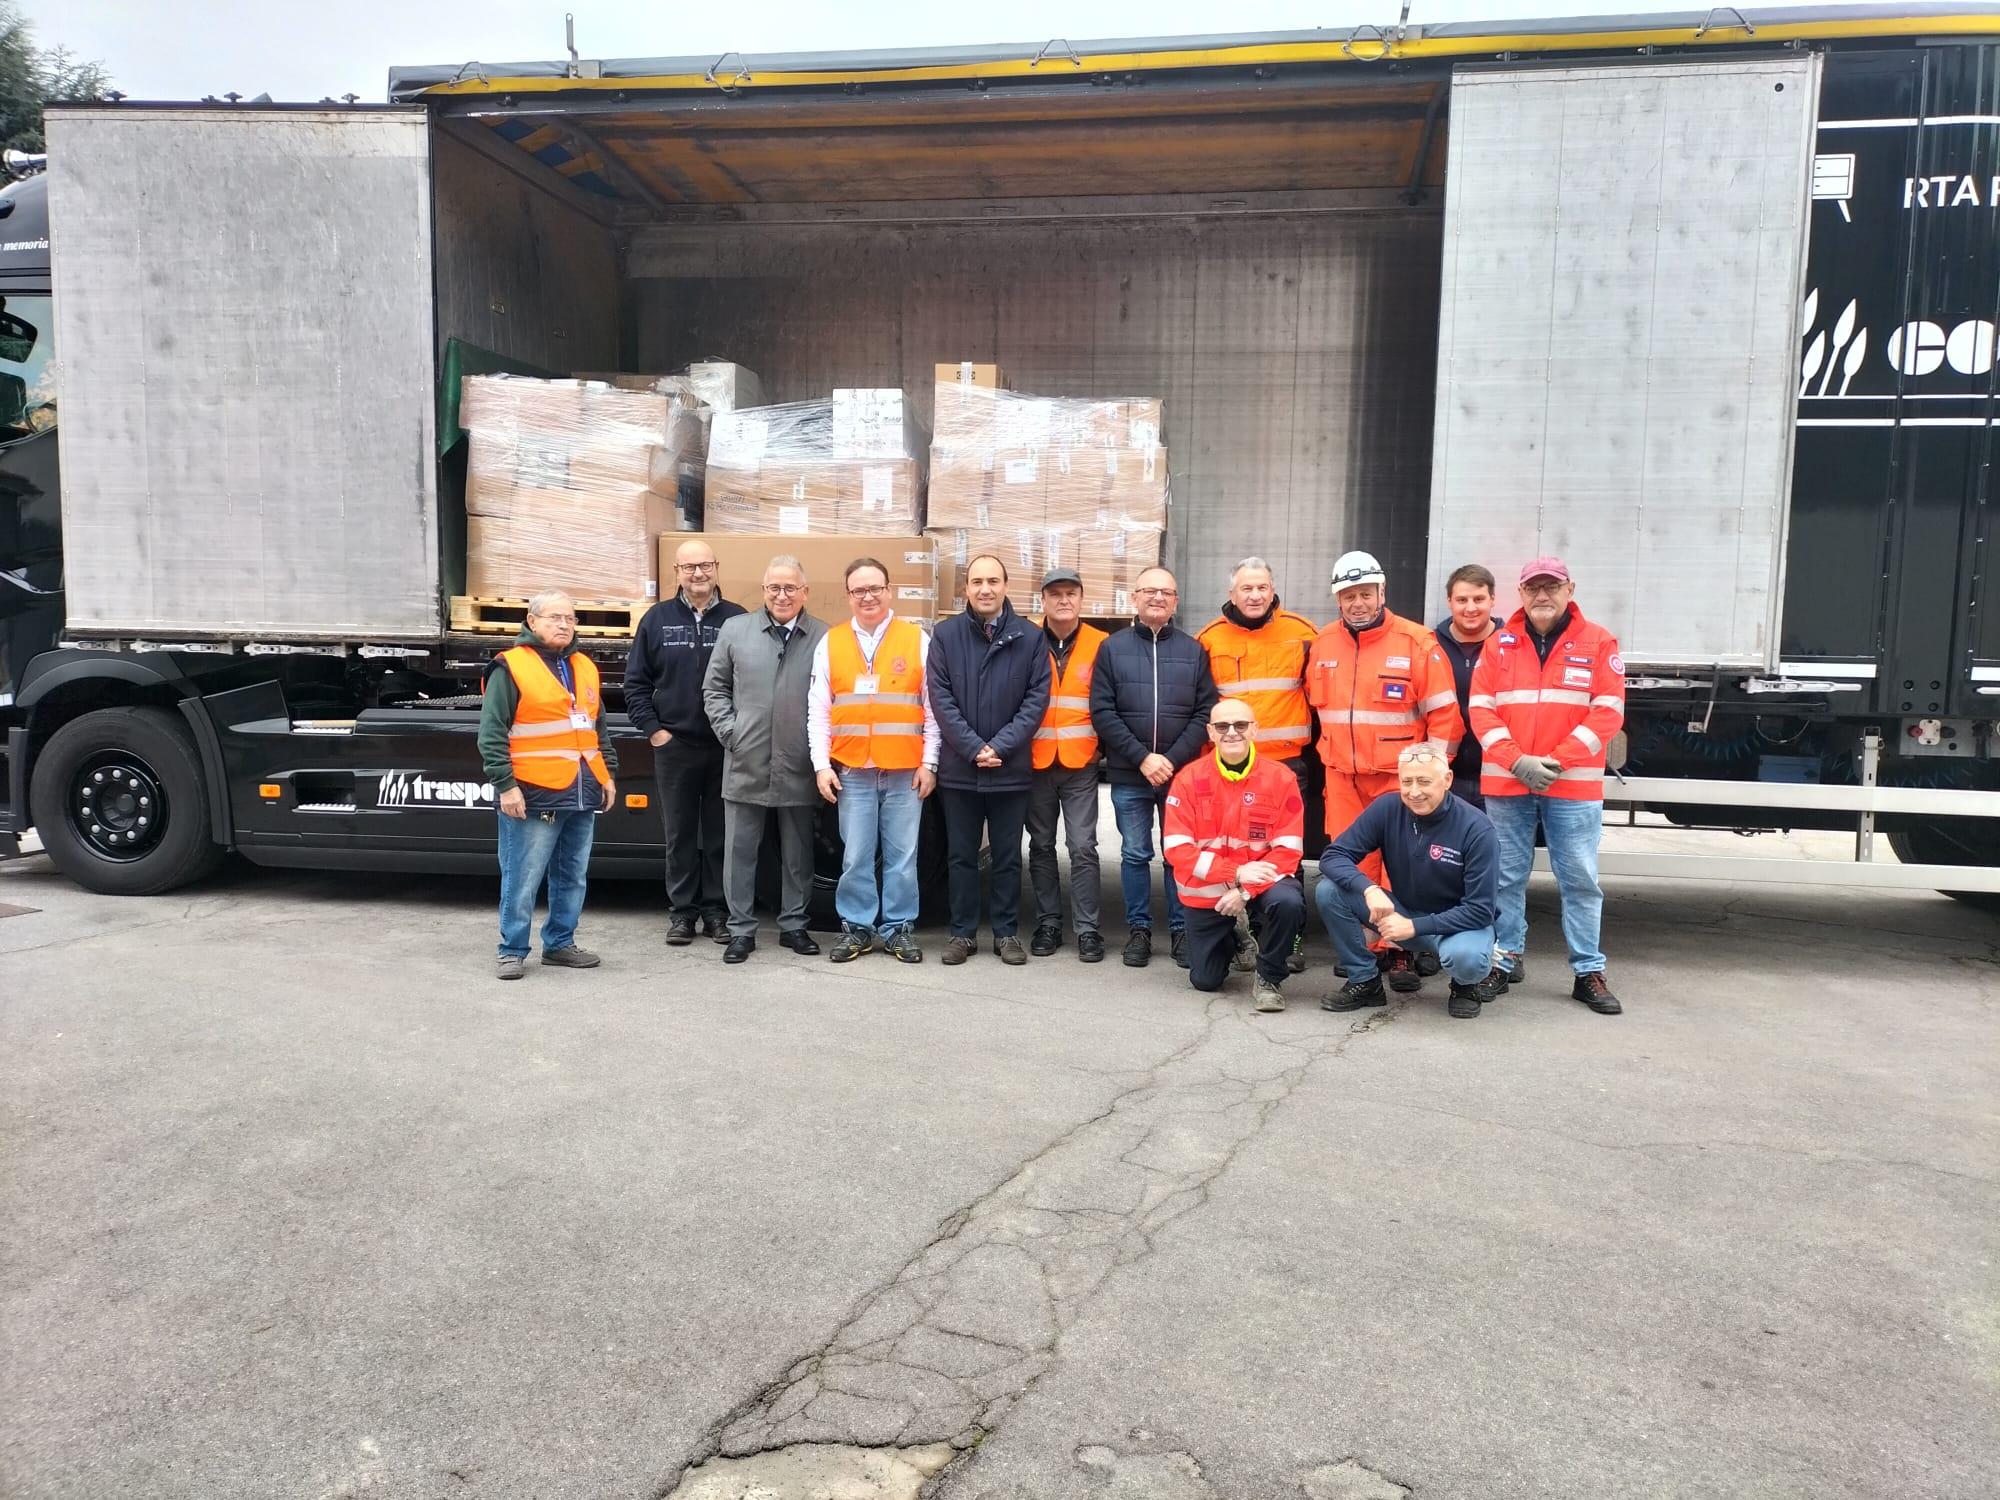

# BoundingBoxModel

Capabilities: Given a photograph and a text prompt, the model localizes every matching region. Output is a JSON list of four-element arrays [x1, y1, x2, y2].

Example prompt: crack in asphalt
[[658, 993, 1409, 1496]]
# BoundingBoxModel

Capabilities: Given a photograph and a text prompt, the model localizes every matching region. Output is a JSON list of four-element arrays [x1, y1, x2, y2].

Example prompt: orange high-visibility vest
[[1305, 609, 1463, 776], [1196, 608, 1318, 760], [1468, 604, 1625, 802], [827, 617, 927, 771], [1032, 621, 1107, 770], [499, 646, 611, 791]]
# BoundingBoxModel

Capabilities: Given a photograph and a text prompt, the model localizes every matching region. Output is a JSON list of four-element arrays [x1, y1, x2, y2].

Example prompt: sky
[[28, 0, 1909, 102]]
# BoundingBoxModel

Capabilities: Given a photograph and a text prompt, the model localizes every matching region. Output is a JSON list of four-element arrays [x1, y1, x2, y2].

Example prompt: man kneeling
[[1318, 743, 1498, 1020], [1162, 698, 1307, 1012]]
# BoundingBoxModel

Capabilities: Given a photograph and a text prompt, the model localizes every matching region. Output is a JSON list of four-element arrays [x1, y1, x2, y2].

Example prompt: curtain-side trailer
[[3, 4, 1998, 902]]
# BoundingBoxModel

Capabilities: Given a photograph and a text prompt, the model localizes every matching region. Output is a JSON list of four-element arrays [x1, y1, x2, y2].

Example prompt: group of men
[[481, 537, 1627, 1020]]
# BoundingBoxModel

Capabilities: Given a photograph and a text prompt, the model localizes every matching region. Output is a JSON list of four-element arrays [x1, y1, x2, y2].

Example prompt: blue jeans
[[834, 766, 923, 933], [1109, 781, 1185, 934], [497, 807, 596, 959], [1486, 793, 1606, 975], [1315, 880, 1493, 985]]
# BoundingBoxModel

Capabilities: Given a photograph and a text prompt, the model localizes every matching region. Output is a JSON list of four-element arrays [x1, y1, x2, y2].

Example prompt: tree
[[0, 2, 111, 154]]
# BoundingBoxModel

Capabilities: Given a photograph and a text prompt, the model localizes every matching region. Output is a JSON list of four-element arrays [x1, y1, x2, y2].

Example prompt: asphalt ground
[[2, 825, 1994, 1499]]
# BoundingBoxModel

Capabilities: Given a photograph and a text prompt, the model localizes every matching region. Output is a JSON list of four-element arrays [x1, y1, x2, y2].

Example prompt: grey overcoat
[[701, 608, 828, 807]]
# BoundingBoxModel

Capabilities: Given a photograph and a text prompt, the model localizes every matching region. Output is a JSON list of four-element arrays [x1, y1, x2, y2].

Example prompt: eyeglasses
[[1210, 721, 1255, 737], [847, 585, 889, 599], [1398, 745, 1446, 765], [1134, 587, 1178, 600], [1521, 581, 1569, 598], [763, 583, 803, 596], [675, 561, 717, 574], [532, 612, 577, 624]]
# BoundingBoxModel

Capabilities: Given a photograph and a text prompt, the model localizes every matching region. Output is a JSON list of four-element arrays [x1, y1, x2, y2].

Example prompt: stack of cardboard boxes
[[704, 391, 925, 536], [926, 363, 1168, 618]]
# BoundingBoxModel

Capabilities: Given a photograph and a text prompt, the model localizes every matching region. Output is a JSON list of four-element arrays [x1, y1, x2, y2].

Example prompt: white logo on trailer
[[378, 772, 495, 809]]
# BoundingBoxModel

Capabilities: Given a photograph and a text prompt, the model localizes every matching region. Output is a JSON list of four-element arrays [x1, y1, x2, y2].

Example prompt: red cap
[[1519, 556, 1571, 586]]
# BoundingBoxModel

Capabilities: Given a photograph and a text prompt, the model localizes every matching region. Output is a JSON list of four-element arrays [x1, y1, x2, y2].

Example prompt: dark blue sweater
[[1320, 789, 1498, 937], [623, 592, 747, 743]]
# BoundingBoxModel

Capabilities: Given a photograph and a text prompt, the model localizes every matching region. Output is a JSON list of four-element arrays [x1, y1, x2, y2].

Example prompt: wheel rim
[[70, 751, 168, 862]]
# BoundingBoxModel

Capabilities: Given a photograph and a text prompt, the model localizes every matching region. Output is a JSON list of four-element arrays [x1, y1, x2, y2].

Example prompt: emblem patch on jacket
[[1382, 681, 1408, 701], [1430, 844, 1462, 865]]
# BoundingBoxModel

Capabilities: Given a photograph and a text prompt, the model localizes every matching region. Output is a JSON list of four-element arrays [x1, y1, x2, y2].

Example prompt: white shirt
[[807, 611, 940, 773]]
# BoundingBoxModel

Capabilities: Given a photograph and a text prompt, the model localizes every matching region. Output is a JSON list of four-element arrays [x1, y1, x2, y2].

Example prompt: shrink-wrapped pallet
[[705, 393, 925, 535]]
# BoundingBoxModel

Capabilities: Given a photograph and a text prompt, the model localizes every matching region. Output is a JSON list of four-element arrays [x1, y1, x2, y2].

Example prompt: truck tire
[[1886, 821, 2000, 914], [28, 706, 224, 895]]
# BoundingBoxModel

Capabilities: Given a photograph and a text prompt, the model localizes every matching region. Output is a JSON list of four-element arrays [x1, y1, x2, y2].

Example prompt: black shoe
[[941, 935, 978, 966], [1384, 949, 1421, 993], [1231, 926, 1259, 972], [1029, 921, 1062, 957], [1503, 957, 1526, 987], [665, 914, 697, 947], [723, 936, 756, 964], [881, 926, 924, 964], [1171, 930, 1189, 969], [830, 925, 875, 963], [778, 929, 821, 956], [1122, 929, 1152, 967], [1473, 967, 1509, 1003], [1077, 932, 1106, 963], [1573, 971, 1623, 1015], [1447, 981, 1483, 1019], [1287, 934, 1306, 974], [703, 912, 730, 944], [1415, 949, 1442, 978], [1322, 975, 1387, 1012]]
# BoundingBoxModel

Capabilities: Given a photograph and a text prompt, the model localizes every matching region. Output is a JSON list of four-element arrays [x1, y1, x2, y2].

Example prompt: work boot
[[1322, 975, 1387, 1012], [995, 935, 1028, 966], [830, 925, 875, 963], [880, 926, 924, 964], [1415, 949, 1442, 978], [1077, 931, 1105, 963], [497, 954, 526, 981], [1252, 976, 1286, 1013], [1030, 921, 1063, 957], [1171, 930, 1189, 969], [1447, 981, 1483, 1019], [541, 945, 600, 969], [941, 935, 978, 966], [1287, 934, 1306, 974], [1473, 967, 1509, 1004], [1383, 949, 1421, 993], [665, 914, 697, 947], [1232, 924, 1258, 972], [702, 911, 729, 944], [1501, 956, 1526, 988], [1122, 929, 1152, 967], [1573, 971, 1623, 1015]]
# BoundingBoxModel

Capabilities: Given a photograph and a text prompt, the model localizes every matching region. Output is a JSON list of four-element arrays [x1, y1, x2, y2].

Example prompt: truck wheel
[[28, 707, 223, 895], [1886, 821, 2000, 913]]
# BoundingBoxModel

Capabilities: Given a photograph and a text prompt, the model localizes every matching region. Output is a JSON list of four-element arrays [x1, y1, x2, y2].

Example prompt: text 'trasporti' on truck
[[3, 4, 1998, 907]]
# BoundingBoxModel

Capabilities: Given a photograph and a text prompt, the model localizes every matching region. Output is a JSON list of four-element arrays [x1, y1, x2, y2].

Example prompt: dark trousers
[[940, 786, 1029, 940], [1184, 877, 1305, 991], [653, 737, 725, 917]]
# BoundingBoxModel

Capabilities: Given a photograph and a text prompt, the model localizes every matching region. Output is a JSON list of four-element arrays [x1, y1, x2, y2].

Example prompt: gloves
[[1512, 754, 1562, 793]]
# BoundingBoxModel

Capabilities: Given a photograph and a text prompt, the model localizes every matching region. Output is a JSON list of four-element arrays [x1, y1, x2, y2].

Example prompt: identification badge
[[570, 710, 595, 729], [1563, 667, 1592, 687], [1382, 681, 1408, 701], [855, 674, 880, 695]]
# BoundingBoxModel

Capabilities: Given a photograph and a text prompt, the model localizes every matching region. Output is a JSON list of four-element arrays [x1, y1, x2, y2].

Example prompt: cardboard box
[[927, 448, 1049, 531], [663, 533, 936, 629], [688, 362, 763, 411], [934, 361, 1001, 390], [1048, 444, 1169, 532], [926, 527, 1048, 618], [704, 458, 922, 535]]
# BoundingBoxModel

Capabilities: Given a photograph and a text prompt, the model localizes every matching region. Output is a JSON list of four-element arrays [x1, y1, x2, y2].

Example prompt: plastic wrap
[[927, 379, 1167, 617], [705, 391, 926, 536], [461, 374, 693, 600]]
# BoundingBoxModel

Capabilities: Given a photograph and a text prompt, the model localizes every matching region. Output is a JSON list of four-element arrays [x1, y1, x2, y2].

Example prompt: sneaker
[[1287, 934, 1306, 974], [1122, 929, 1152, 968], [830, 925, 875, 963], [881, 926, 924, 964], [702, 911, 729, 944], [1473, 967, 1509, 1003], [995, 935, 1028, 966], [1322, 975, 1387, 1012], [1171, 930, 1190, 969], [1029, 921, 1062, 957], [1077, 932, 1106, 963], [497, 954, 526, 981], [1232, 925, 1258, 972], [665, 914, 697, 947], [1415, 949, 1442, 978], [1447, 981, 1483, 1019], [1252, 976, 1286, 1013], [1384, 950, 1421, 993], [541, 945, 600, 969], [941, 935, 978, 966], [1573, 971, 1623, 1015]]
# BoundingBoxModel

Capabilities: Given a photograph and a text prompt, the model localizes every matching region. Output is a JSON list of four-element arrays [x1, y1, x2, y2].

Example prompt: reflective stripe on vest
[[1197, 612, 1317, 762], [500, 646, 610, 792], [827, 618, 927, 770], [1033, 622, 1106, 771]]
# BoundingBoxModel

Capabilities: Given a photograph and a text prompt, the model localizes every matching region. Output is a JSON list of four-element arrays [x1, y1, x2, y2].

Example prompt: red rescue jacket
[[1161, 747, 1305, 908], [1468, 604, 1625, 801]]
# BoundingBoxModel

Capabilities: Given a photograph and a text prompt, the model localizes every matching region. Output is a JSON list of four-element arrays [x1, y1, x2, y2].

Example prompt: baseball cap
[[1518, 556, 1571, 585], [1039, 567, 1083, 591], [1329, 550, 1386, 591]]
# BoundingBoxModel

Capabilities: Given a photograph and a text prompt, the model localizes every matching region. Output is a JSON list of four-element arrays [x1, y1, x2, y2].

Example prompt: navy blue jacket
[[927, 601, 1052, 792], [1088, 621, 1219, 787], [1434, 619, 1493, 809], [623, 592, 747, 744], [1320, 789, 1498, 937]]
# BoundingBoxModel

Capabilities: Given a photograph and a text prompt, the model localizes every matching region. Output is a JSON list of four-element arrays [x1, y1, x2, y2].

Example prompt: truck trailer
[[4, 4, 1999, 902]]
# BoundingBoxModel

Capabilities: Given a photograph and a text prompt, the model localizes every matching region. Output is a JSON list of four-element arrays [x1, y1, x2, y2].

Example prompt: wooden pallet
[[448, 595, 648, 638]]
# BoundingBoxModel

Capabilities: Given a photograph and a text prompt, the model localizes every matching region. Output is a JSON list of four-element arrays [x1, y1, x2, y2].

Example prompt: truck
[[4, 3, 1999, 904]]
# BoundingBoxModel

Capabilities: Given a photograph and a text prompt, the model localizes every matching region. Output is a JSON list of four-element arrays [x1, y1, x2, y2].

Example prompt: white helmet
[[1330, 550, 1386, 592]]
